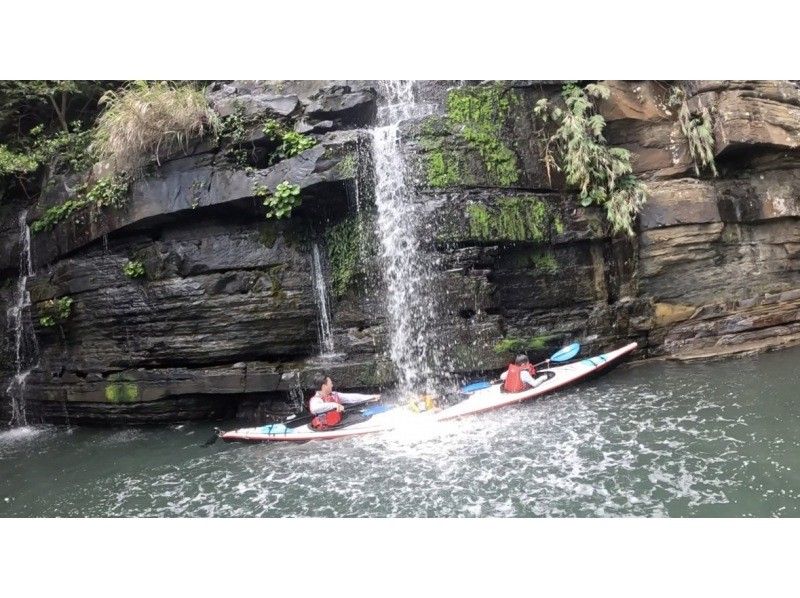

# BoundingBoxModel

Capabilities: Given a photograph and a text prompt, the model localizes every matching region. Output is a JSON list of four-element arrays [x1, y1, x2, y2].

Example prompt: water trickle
[[311, 243, 335, 356], [371, 81, 443, 396], [5, 211, 38, 426]]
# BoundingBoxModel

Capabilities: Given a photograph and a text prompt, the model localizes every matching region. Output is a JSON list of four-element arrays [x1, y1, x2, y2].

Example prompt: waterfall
[[371, 81, 442, 396], [311, 242, 335, 356], [5, 211, 38, 426]]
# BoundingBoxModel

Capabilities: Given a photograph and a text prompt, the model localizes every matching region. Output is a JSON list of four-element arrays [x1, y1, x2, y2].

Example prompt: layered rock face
[[2, 80, 799, 424]]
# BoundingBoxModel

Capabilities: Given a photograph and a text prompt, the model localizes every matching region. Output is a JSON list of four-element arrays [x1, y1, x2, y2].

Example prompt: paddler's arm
[[336, 392, 381, 405]]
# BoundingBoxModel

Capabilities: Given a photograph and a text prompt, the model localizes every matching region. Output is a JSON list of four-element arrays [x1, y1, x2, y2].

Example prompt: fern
[[679, 101, 718, 177], [532, 83, 647, 236]]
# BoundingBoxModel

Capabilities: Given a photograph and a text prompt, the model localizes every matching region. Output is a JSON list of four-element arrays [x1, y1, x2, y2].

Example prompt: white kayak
[[435, 341, 639, 422], [221, 404, 435, 443], [220, 341, 638, 443]]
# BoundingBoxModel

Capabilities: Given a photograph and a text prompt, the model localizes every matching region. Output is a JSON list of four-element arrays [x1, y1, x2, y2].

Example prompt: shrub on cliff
[[533, 83, 647, 236], [94, 81, 219, 176]]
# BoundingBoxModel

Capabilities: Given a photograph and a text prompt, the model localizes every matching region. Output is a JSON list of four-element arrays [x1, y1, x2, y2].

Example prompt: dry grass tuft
[[93, 81, 219, 176]]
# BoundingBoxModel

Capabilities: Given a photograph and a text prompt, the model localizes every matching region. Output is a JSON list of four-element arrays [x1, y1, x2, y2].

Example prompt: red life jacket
[[310, 391, 343, 430], [502, 363, 536, 393]]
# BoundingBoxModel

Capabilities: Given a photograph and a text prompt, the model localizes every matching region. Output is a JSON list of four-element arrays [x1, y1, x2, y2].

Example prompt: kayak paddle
[[458, 342, 581, 393], [533, 342, 581, 367]]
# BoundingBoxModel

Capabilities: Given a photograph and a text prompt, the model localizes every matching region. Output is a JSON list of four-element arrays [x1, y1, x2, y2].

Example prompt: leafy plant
[[533, 82, 647, 236], [217, 103, 251, 167], [0, 145, 38, 176], [30, 175, 129, 232], [262, 119, 316, 162], [94, 81, 219, 176], [31, 121, 94, 174], [679, 101, 718, 177], [254, 180, 302, 219], [123, 259, 146, 278], [0, 121, 93, 178], [39, 295, 74, 327]]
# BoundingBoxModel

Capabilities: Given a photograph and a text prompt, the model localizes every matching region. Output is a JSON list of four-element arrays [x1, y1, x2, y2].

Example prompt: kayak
[[220, 341, 638, 443], [435, 341, 639, 422], [220, 403, 436, 443]]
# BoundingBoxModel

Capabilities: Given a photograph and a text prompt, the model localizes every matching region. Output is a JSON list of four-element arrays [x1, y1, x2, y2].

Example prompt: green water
[[1, 347, 799, 517]]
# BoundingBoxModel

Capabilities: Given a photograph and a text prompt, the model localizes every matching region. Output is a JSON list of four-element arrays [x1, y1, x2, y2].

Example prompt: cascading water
[[310, 243, 335, 356], [371, 81, 443, 396], [5, 211, 38, 426]]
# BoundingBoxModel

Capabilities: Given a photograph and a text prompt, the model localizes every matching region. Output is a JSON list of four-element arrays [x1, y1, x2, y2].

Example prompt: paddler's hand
[[335, 404, 345, 413]]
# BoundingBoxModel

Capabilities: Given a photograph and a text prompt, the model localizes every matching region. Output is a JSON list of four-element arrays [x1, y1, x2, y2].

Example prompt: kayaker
[[500, 354, 545, 393], [308, 372, 380, 430]]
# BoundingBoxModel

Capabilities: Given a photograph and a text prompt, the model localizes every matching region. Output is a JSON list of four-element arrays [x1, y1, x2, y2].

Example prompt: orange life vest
[[502, 363, 536, 393], [310, 392, 343, 430]]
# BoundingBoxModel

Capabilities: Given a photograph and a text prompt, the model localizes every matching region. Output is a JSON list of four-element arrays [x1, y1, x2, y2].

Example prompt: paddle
[[458, 342, 581, 393]]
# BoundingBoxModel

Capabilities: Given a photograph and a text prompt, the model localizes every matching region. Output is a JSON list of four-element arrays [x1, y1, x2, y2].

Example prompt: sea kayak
[[221, 403, 436, 443], [220, 341, 638, 443], [435, 341, 639, 422]]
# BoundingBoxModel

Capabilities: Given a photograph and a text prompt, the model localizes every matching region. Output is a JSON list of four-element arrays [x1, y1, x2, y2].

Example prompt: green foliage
[[0, 121, 93, 178], [31, 121, 94, 174], [254, 181, 302, 219], [0, 145, 38, 176], [123, 259, 146, 278], [466, 196, 562, 243], [679, 101, 718, 177], [493, 335, 554, 355], [39, 295, 74, 327], [533, 82, 647, 236], [446, 84, 519, 186], [94, 81, 219, 176], [217, 104, 251, 167], [328, 216, 366, 299], [262, 119, 316, 162], [30, 175, 129, 233]]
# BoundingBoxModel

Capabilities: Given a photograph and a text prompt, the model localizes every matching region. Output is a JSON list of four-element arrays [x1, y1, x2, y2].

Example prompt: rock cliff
[[2, 80, 799, 424]]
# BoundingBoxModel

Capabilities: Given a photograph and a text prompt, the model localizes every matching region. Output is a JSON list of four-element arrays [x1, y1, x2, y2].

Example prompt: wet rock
[[305, 85, 377, 127]]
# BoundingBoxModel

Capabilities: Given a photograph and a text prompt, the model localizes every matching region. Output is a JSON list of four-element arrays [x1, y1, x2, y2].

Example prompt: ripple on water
[[4, 347, 800, 517]]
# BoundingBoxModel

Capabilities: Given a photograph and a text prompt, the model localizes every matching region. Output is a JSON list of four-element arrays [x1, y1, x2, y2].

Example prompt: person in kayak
[[500, 354, 546, 393], [308, 372, 380, 430]]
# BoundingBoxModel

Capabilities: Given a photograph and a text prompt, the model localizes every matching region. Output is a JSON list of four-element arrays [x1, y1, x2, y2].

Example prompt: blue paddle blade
[[361, 404, 393, 417], [550, 342, 580, 362], [460, 381, 492, 393]]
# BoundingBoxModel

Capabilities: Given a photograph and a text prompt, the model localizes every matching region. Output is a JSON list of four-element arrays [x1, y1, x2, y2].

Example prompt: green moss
[[530, 251, 559, 274], [267, 264, 286, 301], [328, 216, 365, 299], [105, 374, 139, 403], [427, 149, 462, 188], [446, 84, 519, 187], [466, 196, 561, 243], [259, 225, 279, 248], [335, 152, 358, 179], [493, 335, 555, 355]]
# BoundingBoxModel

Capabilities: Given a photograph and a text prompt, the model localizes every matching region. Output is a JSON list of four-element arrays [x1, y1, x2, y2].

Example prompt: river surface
[[1, 347, 799, 517]]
